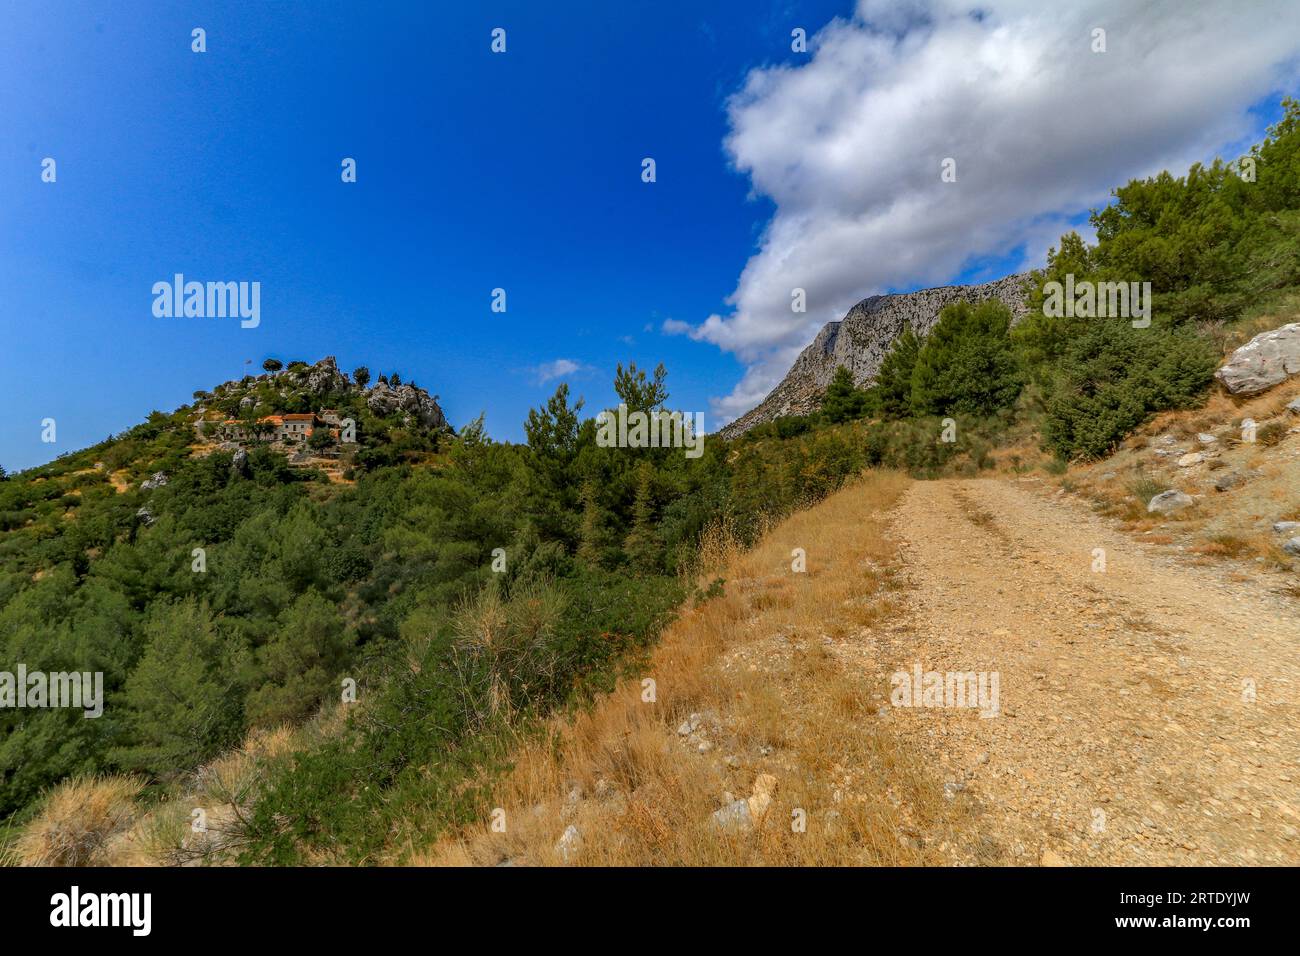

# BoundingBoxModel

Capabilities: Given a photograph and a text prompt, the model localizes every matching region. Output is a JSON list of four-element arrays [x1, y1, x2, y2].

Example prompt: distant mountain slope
[[719, 274, 1030, 439]]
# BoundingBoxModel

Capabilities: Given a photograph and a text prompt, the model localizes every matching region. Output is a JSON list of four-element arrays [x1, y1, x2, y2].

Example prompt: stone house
[[216, 413, 319, 443]]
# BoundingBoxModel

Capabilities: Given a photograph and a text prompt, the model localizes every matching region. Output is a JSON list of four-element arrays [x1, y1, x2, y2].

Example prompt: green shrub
[[1041, 322, 1217, 459]]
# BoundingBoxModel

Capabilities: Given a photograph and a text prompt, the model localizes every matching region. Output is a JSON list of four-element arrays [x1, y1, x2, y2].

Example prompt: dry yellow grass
[[8, 775, 144, 866], [79, 720, 335, 867], [107, 469, 132, 494], [408, 470, 965, 867]]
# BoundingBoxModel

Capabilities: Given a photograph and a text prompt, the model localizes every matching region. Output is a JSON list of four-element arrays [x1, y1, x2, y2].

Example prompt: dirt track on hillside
[[840, 478, 1299, 865]]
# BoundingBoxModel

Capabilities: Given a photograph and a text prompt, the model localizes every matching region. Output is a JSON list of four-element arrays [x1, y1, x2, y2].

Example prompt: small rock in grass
[[1148, 490, 1194, 514]]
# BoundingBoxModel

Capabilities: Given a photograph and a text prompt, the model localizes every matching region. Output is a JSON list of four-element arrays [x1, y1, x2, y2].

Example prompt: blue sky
[[2, 0, 1298, 471]]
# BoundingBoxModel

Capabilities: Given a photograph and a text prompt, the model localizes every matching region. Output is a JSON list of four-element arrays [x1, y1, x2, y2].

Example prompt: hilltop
[[188, 356, 452, 476], [192, 356, 449, 436]]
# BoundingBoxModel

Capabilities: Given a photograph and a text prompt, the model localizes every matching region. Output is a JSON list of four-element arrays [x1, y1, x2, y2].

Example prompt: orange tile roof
[[218, 414, 318, 427]]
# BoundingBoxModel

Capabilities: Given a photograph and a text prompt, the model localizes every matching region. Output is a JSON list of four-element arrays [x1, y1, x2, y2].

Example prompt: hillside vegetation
[[0, 357, 875, 862]]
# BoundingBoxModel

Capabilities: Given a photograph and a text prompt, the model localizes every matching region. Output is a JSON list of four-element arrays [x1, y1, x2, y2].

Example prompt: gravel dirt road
[[850, 478, 1299, 865]]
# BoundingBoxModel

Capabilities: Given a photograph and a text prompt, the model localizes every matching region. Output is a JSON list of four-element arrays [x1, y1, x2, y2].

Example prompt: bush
[[1257, 420, 1289, 446], [1042, 322, 1218, 459], [1129, 475, 1166, 505], [448, 580, 568, 732]]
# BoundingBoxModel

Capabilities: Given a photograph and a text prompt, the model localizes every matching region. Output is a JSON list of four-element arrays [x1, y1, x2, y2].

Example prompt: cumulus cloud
[[679, 0, 1300, 424], [531, 358, 591, 385]]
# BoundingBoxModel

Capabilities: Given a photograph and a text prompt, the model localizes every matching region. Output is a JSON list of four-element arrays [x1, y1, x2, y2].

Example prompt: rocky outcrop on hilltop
[[200, 356, 452, 435], [366, 380, 448, 430], [302, 355, 351, 395], [719, 275, 1030, 439]]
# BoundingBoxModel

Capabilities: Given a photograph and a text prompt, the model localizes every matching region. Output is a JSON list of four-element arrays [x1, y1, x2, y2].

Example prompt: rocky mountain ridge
[[719, 274, 1030, 439]]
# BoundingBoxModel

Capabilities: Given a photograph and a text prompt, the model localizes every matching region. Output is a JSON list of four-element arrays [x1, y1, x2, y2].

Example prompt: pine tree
[[245, 591, 355, 727], [577, 479, 614, 567], [821, 366, 866, 424], [909, 300, 1023, 418], [875, 325, 922, 418], [613, 361, 668, 413], [622, 463, 660, 572], [112, 598, 243, 775]]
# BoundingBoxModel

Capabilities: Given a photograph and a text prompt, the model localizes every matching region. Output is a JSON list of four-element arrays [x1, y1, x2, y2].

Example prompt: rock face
[[719, 274, 1030, 438], [366, 380, 448, 430], [302, 355, 350, 395], [1215, 323, 1300, 394]]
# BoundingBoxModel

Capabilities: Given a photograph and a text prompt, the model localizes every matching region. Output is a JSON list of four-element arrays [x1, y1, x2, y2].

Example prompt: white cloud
[[531, 358, 591, 385], [682, 0, 1300, 424]]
